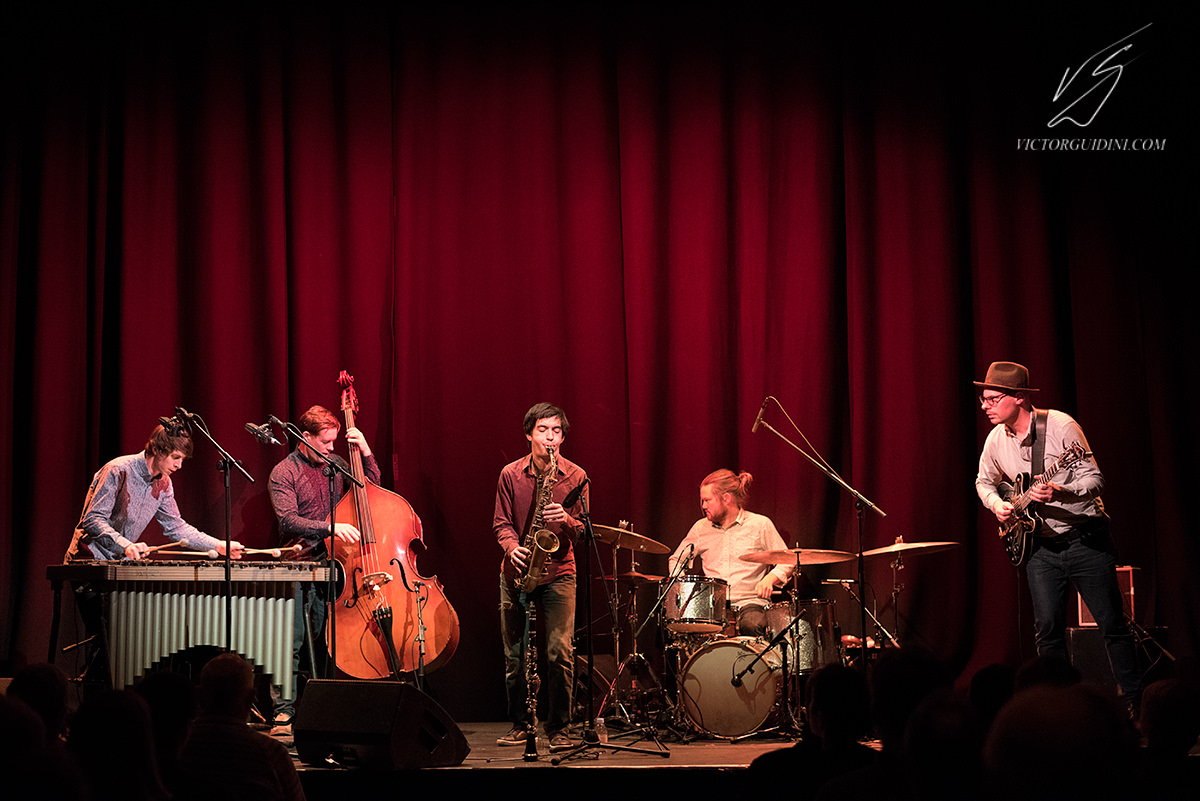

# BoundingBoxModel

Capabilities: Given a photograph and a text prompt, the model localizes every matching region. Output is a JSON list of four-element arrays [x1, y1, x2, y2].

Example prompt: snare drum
[[765, 599, 838, 673], [679, 636, 782, 737], [662, 576, 729, 634]]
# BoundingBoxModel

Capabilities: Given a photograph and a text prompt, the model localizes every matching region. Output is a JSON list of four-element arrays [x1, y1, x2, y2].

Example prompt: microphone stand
[[754, 409, 886, 670], [178, 410, 254, 653], [270, 416, 362, 679], [551, 494, 668, 764]]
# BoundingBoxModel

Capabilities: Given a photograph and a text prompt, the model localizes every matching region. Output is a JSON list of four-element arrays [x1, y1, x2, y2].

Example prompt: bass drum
[[679, 636, 781, 737], [765, 599, 839, 673]]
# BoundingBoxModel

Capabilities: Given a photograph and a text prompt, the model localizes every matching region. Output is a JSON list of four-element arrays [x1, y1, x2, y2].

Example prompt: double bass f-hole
[[327, 370, 460, 682]]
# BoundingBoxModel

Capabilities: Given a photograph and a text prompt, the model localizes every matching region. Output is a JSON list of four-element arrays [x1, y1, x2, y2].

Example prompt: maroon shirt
[[493, 453, 588, 586], [269, 448, 381, 557]]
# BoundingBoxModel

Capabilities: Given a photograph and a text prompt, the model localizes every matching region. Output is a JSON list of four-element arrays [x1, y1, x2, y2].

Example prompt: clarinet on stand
[[523, 599, 541, 762]]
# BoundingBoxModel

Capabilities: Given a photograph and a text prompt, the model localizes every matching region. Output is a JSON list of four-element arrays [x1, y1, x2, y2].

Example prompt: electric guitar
[[996, 441, 1090, 566]]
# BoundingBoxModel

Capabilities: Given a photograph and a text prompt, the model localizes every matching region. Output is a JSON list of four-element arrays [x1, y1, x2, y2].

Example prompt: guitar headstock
[[337, 370, 359, 415], [1060, 441, 1091, 469]]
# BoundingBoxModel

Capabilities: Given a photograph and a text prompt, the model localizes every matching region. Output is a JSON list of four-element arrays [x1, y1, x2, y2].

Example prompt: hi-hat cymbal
[[740, 548, 856, 566], [597, 570, 665, 585], [592, 524, 671, 555], [860, 540, 961, 557]]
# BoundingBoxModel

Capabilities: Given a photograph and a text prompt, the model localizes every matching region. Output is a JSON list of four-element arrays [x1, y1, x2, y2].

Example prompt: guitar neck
[[1013, 445, 1083, 511]]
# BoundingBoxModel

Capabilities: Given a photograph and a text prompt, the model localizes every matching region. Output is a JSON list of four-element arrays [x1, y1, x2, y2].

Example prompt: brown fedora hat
[[973, 361, 1039, 393]]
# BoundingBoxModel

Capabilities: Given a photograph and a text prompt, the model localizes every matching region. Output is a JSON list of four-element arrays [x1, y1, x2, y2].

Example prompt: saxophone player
[[494, 402, 589, 749]]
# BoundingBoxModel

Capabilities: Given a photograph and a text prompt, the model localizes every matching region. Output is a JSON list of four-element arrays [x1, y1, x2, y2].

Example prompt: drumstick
[[142, 542, 186, 555]]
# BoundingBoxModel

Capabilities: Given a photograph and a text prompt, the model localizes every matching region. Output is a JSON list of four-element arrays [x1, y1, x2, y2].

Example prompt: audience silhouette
[[177, 652, 306, 801]]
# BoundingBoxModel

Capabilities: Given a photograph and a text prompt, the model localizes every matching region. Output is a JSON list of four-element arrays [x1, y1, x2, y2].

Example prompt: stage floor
[[292, 720, 805, 798]]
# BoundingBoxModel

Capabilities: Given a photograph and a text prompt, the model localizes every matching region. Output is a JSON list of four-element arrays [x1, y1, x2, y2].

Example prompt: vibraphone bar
[[47, 560, 329, 698]]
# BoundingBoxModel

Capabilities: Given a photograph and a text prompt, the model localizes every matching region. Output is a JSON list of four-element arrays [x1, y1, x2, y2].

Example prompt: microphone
[[822, 578, 858, 585], [174, 406, 197, 420], [562, 477, 589, 508], [731, 665, 753, 687], [159, 415, 189, 437], [245, 422, 282, 446], [751, 397, 769, 433]]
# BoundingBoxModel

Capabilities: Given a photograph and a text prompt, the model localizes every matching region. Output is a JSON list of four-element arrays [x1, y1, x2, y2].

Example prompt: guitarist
[[973, 361, 1141, 715]]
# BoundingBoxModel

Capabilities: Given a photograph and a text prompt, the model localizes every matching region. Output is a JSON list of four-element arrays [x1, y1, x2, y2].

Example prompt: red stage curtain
[[2, 7, 1193, 720]]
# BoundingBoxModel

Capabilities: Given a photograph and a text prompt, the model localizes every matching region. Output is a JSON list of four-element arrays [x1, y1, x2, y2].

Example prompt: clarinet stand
[[752, 398, 886, 671], [270, 415, 362, 680], [175, 409, 254, 653], [552, 497, 669, 764]]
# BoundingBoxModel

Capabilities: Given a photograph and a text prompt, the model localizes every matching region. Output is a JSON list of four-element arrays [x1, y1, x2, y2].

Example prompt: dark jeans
[[71, 582, 112, 694], [499, 573, 576, 734], [272, 581, 330, 721], [1025, 533, 1142, 709]]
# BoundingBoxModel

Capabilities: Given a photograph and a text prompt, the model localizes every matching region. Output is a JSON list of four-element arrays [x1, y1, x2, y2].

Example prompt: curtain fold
[[3, 8, 1192, 719]]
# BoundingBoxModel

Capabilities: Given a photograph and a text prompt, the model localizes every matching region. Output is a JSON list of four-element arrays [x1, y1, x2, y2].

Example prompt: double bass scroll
[[327, 370, 460, 679]]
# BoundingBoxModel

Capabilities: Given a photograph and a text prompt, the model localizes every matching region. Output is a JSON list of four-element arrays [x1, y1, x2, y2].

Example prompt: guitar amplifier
[[1075, 565, 1137, 626]]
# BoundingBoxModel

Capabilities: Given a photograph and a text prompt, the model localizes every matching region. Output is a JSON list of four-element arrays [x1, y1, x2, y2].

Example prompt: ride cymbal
[[859, 540, 960, 557], [739, 548, 856, 566], [592, 524, 671, 555]]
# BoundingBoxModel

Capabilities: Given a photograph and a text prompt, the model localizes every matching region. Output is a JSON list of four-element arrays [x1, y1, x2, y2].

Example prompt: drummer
[[668, 469, 792, 637]]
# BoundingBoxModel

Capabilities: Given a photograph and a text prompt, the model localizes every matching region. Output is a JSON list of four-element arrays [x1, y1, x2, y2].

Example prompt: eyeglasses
[[978, 393, 1011, 408]]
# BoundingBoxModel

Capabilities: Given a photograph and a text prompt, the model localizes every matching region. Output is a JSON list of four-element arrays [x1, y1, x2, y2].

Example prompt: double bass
[[327, 370, 460, 678]]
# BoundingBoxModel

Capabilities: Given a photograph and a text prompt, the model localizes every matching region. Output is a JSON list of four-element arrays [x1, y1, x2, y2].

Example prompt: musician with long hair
[[494, 402, 589, 750], [668, 468, 792, 637]]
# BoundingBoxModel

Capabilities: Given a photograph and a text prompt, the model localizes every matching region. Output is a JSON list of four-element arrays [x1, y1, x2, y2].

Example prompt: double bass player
[[266, 404, 379, 735]]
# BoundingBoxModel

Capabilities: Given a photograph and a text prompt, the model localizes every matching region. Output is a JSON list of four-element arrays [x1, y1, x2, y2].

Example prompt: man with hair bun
[[668, 468, 792, 636]]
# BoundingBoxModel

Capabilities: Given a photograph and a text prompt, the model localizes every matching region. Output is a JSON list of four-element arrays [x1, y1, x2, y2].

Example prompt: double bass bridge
[[361, 570, 394, 593]]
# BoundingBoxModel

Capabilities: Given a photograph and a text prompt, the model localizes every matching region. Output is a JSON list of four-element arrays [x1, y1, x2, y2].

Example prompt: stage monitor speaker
[[1067, 626, 1170, 695], [293, 679, 470, 769]]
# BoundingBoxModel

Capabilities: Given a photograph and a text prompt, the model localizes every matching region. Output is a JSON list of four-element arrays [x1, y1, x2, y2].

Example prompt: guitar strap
[[1030, 408, 1048, 500]]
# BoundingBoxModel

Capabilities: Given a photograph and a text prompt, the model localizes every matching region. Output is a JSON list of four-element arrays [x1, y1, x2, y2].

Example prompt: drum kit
[[589, 523, 960, 740]]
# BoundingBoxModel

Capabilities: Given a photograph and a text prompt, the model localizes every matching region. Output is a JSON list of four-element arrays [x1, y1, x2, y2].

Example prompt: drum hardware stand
[[596, 577, 663, 729], [552, 502, 670, 765], [642, 547, 702, 742], [829, 579, 899, 652], [751, 396, 886, 670], [594, 525, 668, 732]]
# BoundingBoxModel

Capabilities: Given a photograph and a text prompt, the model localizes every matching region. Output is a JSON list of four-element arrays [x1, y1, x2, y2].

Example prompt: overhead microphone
[[245, 421, 282, 446], [751, 397, 769, 433]]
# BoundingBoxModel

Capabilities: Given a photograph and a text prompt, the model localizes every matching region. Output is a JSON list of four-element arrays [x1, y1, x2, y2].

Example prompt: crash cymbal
[[739, 548, 857, 566], [597, 570, 665, 584], [592, 524, 671, 555], [860, 540, 961, 557]]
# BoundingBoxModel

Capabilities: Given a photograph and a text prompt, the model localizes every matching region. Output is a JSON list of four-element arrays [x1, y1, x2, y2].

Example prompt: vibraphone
[[47, 560, 329, 699]]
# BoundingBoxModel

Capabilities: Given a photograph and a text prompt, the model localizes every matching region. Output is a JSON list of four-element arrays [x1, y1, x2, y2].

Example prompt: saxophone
[[518, 446, 560, 593]]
